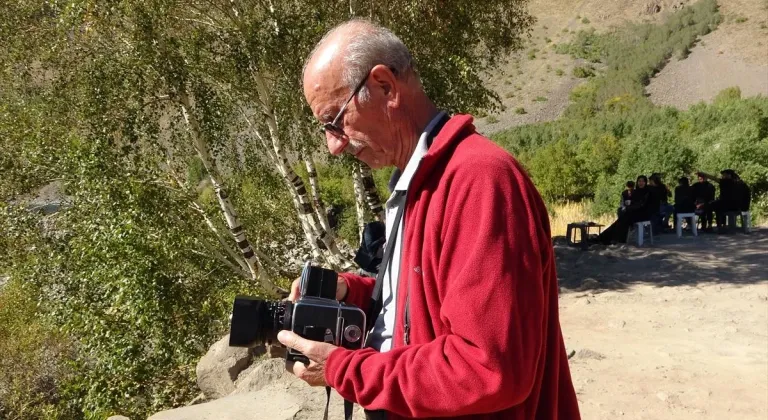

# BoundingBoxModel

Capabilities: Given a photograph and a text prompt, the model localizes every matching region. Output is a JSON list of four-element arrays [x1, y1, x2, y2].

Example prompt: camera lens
[[229, 296, 292, 347]]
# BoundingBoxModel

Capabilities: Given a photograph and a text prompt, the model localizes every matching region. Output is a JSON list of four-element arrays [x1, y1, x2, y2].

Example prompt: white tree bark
[[352, 164, 367, 243], [179, 91, 284, 297], [359, 164, 385, 222], [304, 155, 333, 235], [248, 68, 353, 271]]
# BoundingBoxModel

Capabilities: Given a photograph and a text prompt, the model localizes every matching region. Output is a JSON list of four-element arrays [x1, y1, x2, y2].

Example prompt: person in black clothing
[[701, 169, 741, 229], [617, 180, 635, 218], [692, 173, 716, 230], [648, 174, 672, 232], [673, 176, 696, 231], [597, 175, 656, 245], [734, 173, 752, 212]]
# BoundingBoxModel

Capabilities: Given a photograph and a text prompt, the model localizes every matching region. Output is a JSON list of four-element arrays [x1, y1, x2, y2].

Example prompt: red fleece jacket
[[326, 115, 581, 420]]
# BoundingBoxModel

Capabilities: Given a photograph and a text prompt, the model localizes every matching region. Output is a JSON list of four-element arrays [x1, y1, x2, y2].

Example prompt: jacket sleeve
[[338, 272, 375, 312], [325, 158, 548, 417]]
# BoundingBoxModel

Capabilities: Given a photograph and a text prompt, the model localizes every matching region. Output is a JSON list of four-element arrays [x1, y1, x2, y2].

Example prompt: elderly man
[[278, 19, 580, 420]]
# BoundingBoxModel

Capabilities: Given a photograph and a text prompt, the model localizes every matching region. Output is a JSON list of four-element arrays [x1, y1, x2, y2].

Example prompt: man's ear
[[369, 64, 400, 109]]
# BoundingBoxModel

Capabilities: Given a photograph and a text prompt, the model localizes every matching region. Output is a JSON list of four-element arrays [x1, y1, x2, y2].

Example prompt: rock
[[576, 349, 606, 360], [234, 358, 291, 394], [267, 342, 287, 359], [148, 390, 301, 420], [578, 278, 601, 291], [186, 393, 207, 406], [644, 2, 662, 15], [196, 335, 261, 399], [107, 416, 130, 420]]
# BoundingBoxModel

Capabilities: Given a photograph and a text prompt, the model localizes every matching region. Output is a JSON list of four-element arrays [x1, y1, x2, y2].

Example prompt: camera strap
[[323, 386, 355, 420], [367, 190, 406, 332]]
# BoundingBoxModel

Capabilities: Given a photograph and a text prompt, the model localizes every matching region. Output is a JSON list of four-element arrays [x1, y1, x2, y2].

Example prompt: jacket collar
[[407, 114, 477, 197]]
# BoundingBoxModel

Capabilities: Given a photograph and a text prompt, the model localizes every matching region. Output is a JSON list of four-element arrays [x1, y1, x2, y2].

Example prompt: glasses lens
[[322, 123, 343, 138]]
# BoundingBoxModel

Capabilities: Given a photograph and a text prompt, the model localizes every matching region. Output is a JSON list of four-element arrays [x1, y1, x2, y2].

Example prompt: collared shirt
[[368, 111, 447, 352]]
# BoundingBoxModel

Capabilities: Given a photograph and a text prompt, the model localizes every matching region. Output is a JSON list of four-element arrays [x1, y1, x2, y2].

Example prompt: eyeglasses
[[320, 72, 370, 138]]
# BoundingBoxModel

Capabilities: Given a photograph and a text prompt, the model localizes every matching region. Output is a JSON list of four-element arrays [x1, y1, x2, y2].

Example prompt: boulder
[[234, 358, 291, 394], [147, 390, 301, 420], [195, 335, 260, 399]]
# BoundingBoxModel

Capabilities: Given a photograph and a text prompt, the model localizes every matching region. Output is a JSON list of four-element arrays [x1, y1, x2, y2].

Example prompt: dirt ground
[[240, 229, 768, 420], [557, 228, 768, 419]]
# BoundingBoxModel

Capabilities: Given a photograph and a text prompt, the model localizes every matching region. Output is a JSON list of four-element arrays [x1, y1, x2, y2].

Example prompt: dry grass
[[548, 201, 613, 237]]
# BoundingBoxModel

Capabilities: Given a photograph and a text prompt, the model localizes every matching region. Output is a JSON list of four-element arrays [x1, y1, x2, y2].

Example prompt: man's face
[[303, 57, 400, 169], [637, 178, 646, 188], [698, 176, 705, 183]]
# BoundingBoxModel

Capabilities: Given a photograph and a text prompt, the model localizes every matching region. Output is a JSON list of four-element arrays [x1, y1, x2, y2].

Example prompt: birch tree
[[23, 0, 534, 295]]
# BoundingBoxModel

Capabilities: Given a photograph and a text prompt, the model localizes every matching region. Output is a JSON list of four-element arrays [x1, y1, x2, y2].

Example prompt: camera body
[[229, 261, 367, 365]]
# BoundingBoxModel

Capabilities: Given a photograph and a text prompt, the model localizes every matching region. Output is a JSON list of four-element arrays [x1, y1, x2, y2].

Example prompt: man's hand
[[286, 275, 348, 302], [277, 330, 338, 387]]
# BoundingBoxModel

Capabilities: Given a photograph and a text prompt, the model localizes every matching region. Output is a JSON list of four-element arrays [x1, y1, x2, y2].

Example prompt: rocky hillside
[[474, 0, 768, 134]]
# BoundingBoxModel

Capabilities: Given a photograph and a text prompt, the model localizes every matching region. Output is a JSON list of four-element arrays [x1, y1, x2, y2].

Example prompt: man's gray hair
[[306, 19, 416, 101]]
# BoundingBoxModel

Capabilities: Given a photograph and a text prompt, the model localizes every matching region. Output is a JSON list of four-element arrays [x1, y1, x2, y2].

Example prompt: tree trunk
[[359, 164, 385, 222], [304, 155, 333, 236], [352, 164, 367, 243], [179, 91, 284, 297], [248, 68, 353, 271]]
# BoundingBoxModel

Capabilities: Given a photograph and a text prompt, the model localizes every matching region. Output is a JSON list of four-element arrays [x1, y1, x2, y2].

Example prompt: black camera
[[228, 261, 367, 364]]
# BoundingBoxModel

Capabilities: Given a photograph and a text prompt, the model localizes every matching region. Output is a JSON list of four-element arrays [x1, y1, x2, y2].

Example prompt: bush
[[515, 107, 527, 114], [572, 66, 595, 78], [581, 17, 590, 24], [534, 96, 548, 102], [486, 115, 500, 123], [0, 278, 78, 420], [525, 139, 589, 201], [714, 86, 742, 104], [555, 68, 565, 76]]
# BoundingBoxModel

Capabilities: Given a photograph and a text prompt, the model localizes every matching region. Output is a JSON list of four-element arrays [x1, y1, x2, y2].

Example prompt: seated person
[[735, 173, 752, 212], [596, 175, 657, 245], [692, 173, 716, 231], [617, 180, 635, 218], [673, 176, 696, 230], [700, 169, 741, 229], [649, 174, 673, 232]]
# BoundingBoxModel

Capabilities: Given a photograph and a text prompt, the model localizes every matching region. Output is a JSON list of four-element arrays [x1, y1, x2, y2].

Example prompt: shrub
[[713, 86, 742, 104], [573, 66, 595, 78], [486, 115, 500, 124], [534, 96, 549, 102], [0, 277, 78, 420], [515, 107, 527, 114], [581, 17, 590, 24], [555, 68, 565, 76]]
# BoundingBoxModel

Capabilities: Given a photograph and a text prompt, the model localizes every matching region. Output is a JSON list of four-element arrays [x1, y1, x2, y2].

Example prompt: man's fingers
[[286, 360, 307, 377], [286, 279, 300, 302], [277, 330, 309, 354]]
